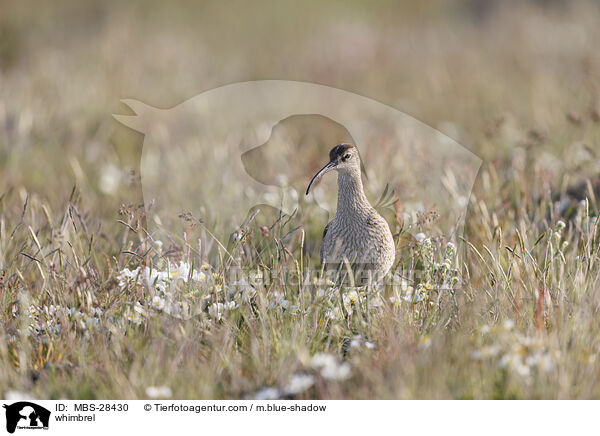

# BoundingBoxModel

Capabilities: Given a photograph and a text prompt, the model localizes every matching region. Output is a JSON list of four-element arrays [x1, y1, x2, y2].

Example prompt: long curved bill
[[306, 160, 336, 195]]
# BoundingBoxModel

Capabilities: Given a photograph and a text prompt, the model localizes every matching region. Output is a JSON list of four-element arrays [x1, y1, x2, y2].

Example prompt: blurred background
[[2, 0, 600, 401], [1, 0, 598, 220]]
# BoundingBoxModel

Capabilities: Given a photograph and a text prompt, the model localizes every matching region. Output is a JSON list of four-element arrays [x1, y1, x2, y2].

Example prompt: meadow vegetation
[[1, 0, 600, 399]]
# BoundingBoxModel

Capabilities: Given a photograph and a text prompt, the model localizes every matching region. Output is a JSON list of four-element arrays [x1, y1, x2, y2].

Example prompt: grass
[[1, 0, 600, 399]]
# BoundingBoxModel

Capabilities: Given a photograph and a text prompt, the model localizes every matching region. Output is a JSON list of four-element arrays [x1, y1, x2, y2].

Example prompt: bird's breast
[[320, 208, 394, 274]]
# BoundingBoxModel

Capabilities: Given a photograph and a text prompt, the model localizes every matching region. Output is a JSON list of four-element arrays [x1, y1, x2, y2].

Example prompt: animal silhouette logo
[[3, 402, 50, 433], [114, 80, 481, 257]]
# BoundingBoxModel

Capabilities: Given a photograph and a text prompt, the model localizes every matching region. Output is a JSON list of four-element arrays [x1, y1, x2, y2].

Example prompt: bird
[[305, 143, 395, 284], [553, 176, 600, 221]]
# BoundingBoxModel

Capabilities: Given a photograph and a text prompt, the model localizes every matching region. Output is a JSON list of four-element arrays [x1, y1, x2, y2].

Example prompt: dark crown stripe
[[329, 143, 354, 160]]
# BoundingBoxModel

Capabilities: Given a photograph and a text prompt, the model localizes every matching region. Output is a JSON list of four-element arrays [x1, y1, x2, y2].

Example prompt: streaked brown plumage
[[306, 144, 395, 282]]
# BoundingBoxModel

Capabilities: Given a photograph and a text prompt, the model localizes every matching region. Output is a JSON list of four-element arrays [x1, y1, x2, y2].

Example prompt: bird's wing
[[319, 221, 331, 265]]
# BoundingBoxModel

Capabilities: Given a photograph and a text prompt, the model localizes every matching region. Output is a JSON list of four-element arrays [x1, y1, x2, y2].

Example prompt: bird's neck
[[336, 168, 370, 216]]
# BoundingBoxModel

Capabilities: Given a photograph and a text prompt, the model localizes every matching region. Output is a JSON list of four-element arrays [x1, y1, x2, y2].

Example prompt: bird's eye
[[342, 153, 351, 161]]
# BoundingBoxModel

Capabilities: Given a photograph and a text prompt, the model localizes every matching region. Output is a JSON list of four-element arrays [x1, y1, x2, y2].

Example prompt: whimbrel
[[306, 144, 395, 283]]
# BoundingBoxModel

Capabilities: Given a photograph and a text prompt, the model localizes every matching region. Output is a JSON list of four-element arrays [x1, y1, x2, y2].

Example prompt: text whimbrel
[[306, 144, 395, 283]]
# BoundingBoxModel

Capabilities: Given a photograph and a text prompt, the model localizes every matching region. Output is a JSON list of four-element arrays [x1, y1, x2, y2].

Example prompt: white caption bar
[[1, 400, 597, 435]]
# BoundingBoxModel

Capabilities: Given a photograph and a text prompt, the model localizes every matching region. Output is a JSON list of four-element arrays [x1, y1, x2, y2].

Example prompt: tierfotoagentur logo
[[111, 80, 483, 305], [2, 402, 50, 434], [114, 80, 481, 276]]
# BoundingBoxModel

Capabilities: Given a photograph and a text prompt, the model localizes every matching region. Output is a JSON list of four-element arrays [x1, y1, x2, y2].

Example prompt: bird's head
[[306, 143, 361, 195]]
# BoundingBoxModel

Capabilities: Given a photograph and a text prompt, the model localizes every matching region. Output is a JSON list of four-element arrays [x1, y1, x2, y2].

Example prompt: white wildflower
[[320, 361, 351, 381], [503, 319, 515, 331], [254, 387, 280, 400], [208, 301, 237, 320], [4, 390, 36, 401], [284, 373, 315, 395], [99, 163, 122, 195], [193, 270, 206, 282], [311, 353, 351, 381], [151, 295, 165, 311], [417, 336, 432, 351], [126, 310, 143, 325], [349, 335, 376, 350], [145, 386, 172, 399], [342, 290, 360, 312]]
